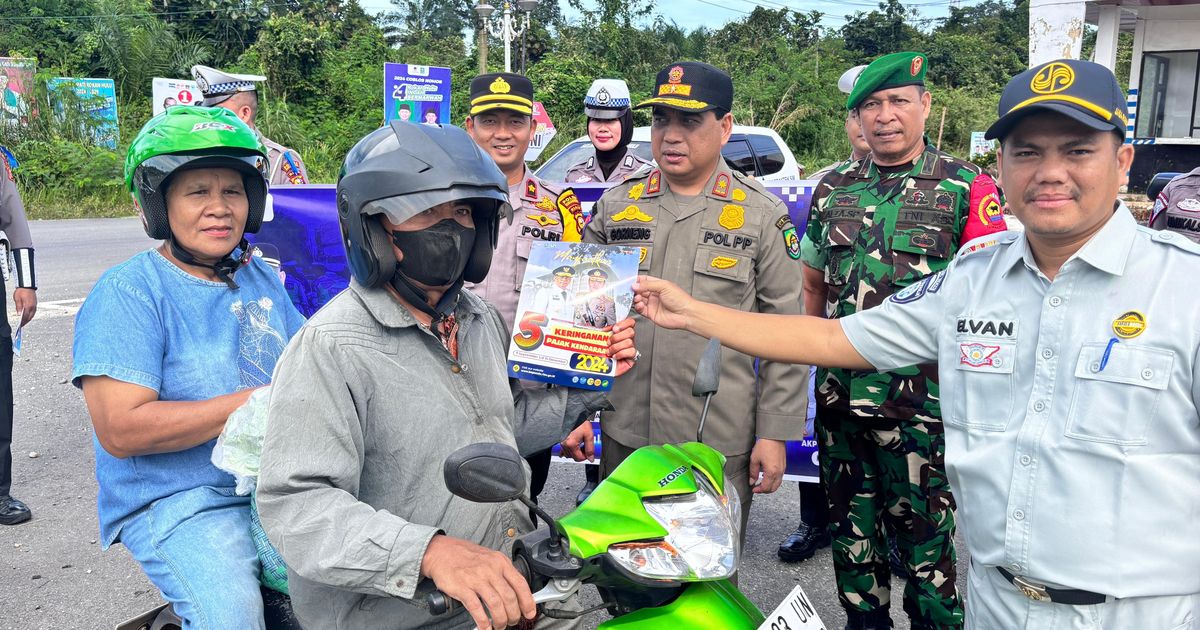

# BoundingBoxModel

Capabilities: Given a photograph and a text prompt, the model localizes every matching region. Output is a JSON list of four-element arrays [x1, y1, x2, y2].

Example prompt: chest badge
[[628, 182, 645, 200], [904, 190, 929, 207], [934, 191, 955, 211], [833, 193, 860, 207], [534, 196, 557, 213], [527, 213, 560, 227], [719, 204, 745, 230], [711, 255, 738, 270], [613, 205, 654, 223], [960, 343, 1001, 367], [1112, 311, 1146, 339]]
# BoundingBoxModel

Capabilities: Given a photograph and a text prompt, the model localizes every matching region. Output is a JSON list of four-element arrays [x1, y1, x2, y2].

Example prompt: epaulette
[[1147, 228, 1200, 255], [728, 169, 775, 204]]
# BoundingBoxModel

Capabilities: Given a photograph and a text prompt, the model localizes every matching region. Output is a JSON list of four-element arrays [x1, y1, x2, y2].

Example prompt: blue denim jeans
[[119, 486, 265, 630]]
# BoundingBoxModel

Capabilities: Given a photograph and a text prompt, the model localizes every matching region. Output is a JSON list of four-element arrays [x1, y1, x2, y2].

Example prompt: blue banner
[[384, 63, 452, 126], [48, 77, 119, 149], [252, 181, 819, 482]]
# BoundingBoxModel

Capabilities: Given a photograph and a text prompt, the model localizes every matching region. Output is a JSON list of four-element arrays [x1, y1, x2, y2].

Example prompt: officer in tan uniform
[[465, 72, 582, 330], [191, 65, 309, 186], [569, 62, 809, 537], [565, 79, 653, 184], [0, 147, 37, 526], [464, 72, 584, 515]]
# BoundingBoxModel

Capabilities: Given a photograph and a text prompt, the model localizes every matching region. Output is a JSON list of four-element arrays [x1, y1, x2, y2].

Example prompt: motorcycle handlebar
[[413, 579, 459, 616]]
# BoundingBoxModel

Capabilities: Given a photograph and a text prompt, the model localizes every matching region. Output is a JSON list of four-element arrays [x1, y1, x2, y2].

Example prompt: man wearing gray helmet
[[257, 122, 637, 630]]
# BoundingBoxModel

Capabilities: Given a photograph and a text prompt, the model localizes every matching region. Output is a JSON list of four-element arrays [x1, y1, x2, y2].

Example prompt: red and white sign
[[525, 101, 557, 162], [152, 78, 204, 115]]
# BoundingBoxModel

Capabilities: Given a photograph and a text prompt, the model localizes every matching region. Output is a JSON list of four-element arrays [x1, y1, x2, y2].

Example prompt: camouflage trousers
[[817, 411, 963, 629]]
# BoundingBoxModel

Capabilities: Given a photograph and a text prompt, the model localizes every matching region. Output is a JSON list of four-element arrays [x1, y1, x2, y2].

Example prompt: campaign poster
[[384, 63, 451, 126], [152, 78, 203, 115], [525, 101, 556, 162], [508, 242, 638, 391], [48, 78, 119, 149], [0, 58, 36, 127], [969, 131, 997, 159]]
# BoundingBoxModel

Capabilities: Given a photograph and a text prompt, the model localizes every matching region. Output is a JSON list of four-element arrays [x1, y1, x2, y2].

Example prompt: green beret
[[847, 52, 927, 110]]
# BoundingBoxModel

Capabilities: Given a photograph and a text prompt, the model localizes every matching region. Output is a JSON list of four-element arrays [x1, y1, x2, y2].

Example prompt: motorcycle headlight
[[607, 470, 739, 580]]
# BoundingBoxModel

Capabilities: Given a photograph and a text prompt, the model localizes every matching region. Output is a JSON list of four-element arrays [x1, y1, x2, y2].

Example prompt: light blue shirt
[[842, 205, 1200, 598], [72, 249, 305, 546]]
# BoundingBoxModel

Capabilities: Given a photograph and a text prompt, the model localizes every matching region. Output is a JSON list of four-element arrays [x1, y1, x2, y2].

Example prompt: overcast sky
[[356, 0, 961, 33]]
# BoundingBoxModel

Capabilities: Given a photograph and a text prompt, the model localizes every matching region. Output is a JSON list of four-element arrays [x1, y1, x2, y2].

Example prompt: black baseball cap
[[635, 61, 733, 113], [469, 73, 534, 116], [985, 59, 1128, 141]]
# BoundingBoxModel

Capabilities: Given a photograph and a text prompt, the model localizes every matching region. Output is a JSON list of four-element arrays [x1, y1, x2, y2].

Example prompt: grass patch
[[24, 191, 136, 221]]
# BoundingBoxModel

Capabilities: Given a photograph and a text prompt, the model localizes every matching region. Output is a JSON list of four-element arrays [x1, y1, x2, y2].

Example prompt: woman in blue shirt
[[72, 106, 304, 629]]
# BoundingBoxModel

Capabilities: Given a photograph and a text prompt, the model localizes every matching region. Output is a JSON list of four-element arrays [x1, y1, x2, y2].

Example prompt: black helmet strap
[[387, 269, 462, 324], [167, 236, 253, 290]]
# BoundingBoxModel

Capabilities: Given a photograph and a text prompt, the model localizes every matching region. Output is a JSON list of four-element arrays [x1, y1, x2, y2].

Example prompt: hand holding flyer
[[507, 242, 639, 391]]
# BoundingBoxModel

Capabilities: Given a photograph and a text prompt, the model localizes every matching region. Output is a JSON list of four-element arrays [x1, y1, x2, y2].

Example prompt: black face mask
[[389, 218, 476, 287]]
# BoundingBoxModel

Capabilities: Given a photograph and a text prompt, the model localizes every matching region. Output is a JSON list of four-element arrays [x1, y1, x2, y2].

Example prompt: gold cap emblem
[[490, 77, 511, 94], [1030, 62, 1074, 95], [668, 66, 684, 84]]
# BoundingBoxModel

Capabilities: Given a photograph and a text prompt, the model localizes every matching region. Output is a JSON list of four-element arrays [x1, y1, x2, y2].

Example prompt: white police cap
[[583, 78, 631, 120], [838, 65, 868, 95], [191, 65, 267, 107]]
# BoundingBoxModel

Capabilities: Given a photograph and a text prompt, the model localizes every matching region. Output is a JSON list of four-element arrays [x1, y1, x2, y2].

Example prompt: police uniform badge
[[712, 174, 730, 198], [535, 196, 557, 213], [719, 204, 744, 230], [647, 170, 661, 194], [525, 179, 539, 200], [490, 76, 511, 94], [711, 255, 738, 270], [628, 183, 645, 200], [732, 189, 746, 202], [613, 205, 653, 223]]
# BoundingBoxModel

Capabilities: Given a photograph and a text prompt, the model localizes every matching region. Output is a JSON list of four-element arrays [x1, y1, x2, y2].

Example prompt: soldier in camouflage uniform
[[192, 65, 310, 186], [804, 52, 1008, 630]]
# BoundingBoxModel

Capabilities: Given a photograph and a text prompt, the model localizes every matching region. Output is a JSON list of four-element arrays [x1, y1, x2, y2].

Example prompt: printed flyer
[[384, 63, 451, 125], [507, 242, 639, 391]]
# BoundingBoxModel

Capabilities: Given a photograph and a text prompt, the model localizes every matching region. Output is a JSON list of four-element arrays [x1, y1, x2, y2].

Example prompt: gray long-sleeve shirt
[[257, 281, 607, 629]]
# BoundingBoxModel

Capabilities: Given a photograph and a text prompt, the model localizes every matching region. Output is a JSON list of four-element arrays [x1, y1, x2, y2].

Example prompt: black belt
[[996, 567, 1107, 605]]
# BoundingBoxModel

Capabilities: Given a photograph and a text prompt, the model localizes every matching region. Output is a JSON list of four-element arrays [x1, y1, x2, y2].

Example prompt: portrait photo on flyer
[[507, 241, 639, 391]]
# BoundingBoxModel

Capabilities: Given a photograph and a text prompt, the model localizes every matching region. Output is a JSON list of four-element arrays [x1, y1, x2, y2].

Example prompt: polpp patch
[[1111, 311, 1146, 339], [702, 230, 755, 250], [782, 226, 801, 260], [890, 270, 946, 304], [719, 204, 744, 230]]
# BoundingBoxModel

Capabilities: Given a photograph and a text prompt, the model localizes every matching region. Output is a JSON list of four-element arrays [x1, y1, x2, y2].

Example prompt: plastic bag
[[212, 387, 272, 495]]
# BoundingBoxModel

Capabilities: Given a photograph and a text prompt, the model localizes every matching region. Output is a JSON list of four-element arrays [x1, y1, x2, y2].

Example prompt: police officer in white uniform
[[191, 65, 309, 186], [631, 58, 1200, 629]]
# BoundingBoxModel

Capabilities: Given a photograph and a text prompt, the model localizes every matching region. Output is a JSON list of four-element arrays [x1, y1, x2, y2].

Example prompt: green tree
[[841, 0, 920, 60]]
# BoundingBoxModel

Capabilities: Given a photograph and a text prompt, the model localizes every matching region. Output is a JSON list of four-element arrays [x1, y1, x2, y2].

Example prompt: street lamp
[[475, 0, 539, 74]]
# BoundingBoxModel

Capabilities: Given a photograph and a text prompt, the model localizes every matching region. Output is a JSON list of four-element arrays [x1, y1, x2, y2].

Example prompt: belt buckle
[[1012, 575, 1049, 602]]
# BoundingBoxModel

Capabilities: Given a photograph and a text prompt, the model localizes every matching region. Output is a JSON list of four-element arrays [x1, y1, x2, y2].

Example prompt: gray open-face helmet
[[337, 121, 513, 288]]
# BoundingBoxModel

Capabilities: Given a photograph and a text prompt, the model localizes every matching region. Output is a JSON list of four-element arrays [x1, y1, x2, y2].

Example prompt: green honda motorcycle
[[426, 338, 767, 628]]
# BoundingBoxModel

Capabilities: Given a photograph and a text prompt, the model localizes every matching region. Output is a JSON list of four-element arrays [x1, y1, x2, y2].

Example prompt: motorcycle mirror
[[691, 337, 722, 397], [443, 443, 527, 503]]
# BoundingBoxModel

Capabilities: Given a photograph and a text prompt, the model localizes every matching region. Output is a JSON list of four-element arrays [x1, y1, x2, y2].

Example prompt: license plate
[[757, 584, 827, 630]]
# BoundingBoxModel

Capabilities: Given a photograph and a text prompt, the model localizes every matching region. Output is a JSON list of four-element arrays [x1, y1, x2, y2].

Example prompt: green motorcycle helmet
[[125, 106, 269, 240]]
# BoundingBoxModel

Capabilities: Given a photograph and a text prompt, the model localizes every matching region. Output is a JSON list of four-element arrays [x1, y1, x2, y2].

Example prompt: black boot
[[0, 495, 31, 525], [576, 463, 600, 506], [844, 607, 893, 630], [777, 522, 831, 562]]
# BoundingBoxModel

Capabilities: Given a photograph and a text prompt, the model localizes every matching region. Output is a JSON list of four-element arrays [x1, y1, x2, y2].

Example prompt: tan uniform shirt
[[261, 134, 309, 186], [584, 164, 809, 456], [565, 152, 654, 183], [469, 167, 583, 329]]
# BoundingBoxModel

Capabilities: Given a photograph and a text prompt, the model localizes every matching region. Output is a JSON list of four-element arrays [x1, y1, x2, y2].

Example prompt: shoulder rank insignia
[[719, 204, 745, 230], [613, 205, 654, 223], [525, 179, 539, 200], [628, 182, 645, 200], [712, 173, 730, 198], [732, 188, 746, 202], [623, 155, 634, 168], [711, 255, 738, 270], [647, 170, 661, 194]]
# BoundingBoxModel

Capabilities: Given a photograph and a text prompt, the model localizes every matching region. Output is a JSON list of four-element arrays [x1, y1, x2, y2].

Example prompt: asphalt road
[[0, 217, 967, 629]]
